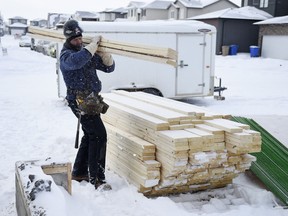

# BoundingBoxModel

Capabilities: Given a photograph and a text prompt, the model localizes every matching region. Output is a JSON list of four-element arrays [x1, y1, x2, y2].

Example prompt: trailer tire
[[142, 88, 163, 97]]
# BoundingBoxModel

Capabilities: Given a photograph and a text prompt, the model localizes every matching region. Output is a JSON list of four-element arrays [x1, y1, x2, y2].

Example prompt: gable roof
[[9, 16, 27, 20], [178, 0, 229, 8], [75, 11, 98, 18], [9, 22, 28, 28], [189, 6, 273, 20], [254, 15, 288, 25], [101, 7, 128, 14], [143, 0, 174, 9], [128, 1, 147, 8]]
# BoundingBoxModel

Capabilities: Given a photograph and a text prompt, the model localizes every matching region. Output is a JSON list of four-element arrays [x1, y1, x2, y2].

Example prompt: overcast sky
[[1, 0, 241, 21]]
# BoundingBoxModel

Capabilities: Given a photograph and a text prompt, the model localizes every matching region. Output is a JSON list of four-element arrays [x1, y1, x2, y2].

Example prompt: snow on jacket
[[60, 42, 115, 100]]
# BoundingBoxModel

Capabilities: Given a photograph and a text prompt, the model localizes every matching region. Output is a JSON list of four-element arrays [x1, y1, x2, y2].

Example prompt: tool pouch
[[76, 91, 109, 115]]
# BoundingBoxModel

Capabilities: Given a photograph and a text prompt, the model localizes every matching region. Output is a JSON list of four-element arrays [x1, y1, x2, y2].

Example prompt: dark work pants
[[68, 100, 107, 180]]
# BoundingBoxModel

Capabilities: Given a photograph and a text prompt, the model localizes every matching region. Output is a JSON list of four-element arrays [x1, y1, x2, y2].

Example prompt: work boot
[[72, 175, 89, 182], [90, 177, 112, 191]]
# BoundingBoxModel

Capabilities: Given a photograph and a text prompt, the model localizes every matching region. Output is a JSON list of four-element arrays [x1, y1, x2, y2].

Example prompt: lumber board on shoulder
[[27, 26, 177, 67], [100, 38, 177, 60]]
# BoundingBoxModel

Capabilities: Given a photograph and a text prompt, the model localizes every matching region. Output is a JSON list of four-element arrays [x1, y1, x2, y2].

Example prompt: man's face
[[70, 36, 83, 50]]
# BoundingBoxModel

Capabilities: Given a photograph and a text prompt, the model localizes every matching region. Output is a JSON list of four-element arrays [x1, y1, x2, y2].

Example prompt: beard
[[64, 40, 83, 51]]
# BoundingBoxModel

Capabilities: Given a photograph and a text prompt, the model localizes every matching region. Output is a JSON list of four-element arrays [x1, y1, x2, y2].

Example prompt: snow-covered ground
[[0, 35, 288, 216]]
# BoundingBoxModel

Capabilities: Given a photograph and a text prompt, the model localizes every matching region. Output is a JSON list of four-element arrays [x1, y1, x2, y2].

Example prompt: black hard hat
[[63, 20, 83, 40]]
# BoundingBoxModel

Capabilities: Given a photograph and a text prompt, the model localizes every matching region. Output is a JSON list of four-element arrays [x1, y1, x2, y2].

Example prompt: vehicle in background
[[56, 20, 223, 99], [19, 36, 31, 47], [47, 43, 57, 58], [35, 40, 50, 55]]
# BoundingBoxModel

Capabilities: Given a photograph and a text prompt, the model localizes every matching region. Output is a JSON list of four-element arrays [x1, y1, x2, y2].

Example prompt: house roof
[[31, 18, 47, 22], [9, 22, 28, 28], [105, 7, 128, 13], [178, 0, 226, 8], [9, 16, 27, 20], [189, 6, 273, 20], [143, 0, 174, 9], [75, 11, 99, 18], [254, 15, 288, 25], [128, 1, 147, 8]]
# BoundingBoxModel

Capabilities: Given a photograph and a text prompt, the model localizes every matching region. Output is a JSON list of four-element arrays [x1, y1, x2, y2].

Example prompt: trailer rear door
[[176, 34, 204, 96]]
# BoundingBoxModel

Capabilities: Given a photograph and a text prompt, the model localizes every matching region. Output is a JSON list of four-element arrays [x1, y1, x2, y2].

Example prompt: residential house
[[189, 6, 272, 54], [8, 16, 28, 35], [126, 1, 147, 21], [0, 15, 4, 36], [99, 7, 127, 22], [254, 16, 288, 60], [242, 0, 288, 17], [30, 19, 48, 28], [73, 11, 99, 22], [140, 0, 174, 21], [47, 13, 71, 29], [168, 0, 239, 20]]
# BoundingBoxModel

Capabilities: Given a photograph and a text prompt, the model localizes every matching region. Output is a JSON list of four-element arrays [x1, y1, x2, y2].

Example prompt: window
[[252, 0, 259, 5], [170, 11, 175, 19], [260, 0, 269, 8]]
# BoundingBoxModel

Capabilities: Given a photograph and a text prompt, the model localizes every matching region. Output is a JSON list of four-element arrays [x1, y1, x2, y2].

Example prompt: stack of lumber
[[28, 26, 177, 67], [102, 90, 261, 196]]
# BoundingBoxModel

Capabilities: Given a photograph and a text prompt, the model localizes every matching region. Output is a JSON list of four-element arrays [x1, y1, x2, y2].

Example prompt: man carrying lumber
[[60, 19, 115, 190]]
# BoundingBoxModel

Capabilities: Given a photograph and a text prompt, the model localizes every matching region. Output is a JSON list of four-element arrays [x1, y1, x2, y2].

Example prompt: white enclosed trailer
[[56, 20, 218, 99]]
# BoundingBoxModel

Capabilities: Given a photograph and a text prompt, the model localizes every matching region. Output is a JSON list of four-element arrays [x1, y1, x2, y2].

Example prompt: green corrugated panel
[[231, 116, 288, 205]]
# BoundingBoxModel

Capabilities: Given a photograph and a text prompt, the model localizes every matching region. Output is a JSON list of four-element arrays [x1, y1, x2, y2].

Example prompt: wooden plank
[[27, 26, 177, 67], [169, 124, 194, 130], [112, 90, 201, 116], [104, 100, 170, 130], [98, 46, 177, 67], [103, 93, 192, 124], [100, 38, 177, 60], [107, 151, 160, 188], [185, 128, 214, 143], [204, 119, 244, 133], [114, 91, 232, 119]]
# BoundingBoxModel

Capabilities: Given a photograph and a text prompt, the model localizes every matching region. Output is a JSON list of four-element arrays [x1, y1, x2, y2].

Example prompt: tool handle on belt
[[75, 113, 81, 149]]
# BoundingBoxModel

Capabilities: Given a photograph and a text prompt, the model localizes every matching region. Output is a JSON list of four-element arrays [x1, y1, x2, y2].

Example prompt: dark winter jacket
[[60, 42, 115, 100]]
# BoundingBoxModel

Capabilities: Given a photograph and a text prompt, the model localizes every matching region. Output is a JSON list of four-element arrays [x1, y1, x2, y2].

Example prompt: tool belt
[[75, 91, 109, 115]]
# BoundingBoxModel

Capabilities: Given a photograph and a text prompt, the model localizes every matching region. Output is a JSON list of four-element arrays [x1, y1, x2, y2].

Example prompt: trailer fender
[[115, 87, 163, 97]]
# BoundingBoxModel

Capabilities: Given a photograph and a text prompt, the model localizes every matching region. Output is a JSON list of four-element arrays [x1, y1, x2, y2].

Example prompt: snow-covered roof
[[105, 7, 128, 13], [9, 22, 28, 28], [143, 0, 174, 9], [9, 16, 27, 20], [31, 18, 47, 22], [75, 11, 99, 18], [128, 1, 147, 8], [171, 3, 181, 9], [178, 0, 223, 9], [254, 15, 288, 25], [189, 6, 273, 20]]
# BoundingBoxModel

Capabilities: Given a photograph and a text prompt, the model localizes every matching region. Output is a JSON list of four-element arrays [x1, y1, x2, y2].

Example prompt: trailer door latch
[[179, 60, 188, 68]]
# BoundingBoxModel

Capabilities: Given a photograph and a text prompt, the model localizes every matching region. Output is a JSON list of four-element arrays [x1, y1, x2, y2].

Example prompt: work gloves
[[97, 51, 114, 66], [84, 36, 114, 66], [84, 36, 101, 55]]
